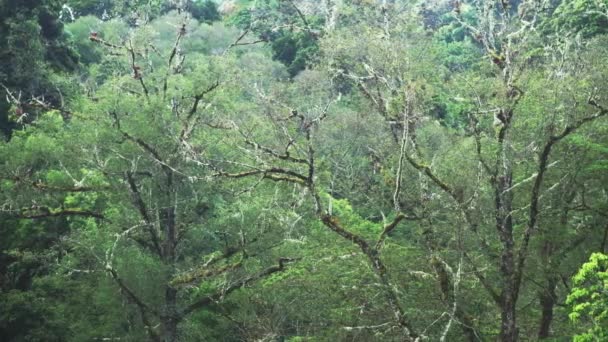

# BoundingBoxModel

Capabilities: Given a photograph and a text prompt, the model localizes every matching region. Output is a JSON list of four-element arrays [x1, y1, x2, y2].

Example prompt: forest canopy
[[1, 0, 608, 341]]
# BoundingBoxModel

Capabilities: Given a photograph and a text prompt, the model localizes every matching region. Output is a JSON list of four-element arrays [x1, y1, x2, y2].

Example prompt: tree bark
[[499, 260, 518, 342], [496, 173, 518, 342], [600, 221, 608, 253], [160, 287, 179, 342], [537, 277, 557, 339], [160, 178, 179, 342]]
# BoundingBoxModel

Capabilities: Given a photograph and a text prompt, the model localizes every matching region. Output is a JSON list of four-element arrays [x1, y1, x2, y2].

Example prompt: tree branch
[[320, 214, 419, 340], [31, 181, 109, 192], [163, 24, 187, 99], [376, 213, 415, 250], [179, 258, 297, 318], [516, 102, 608, 292], [170, 259, 243, 287], [106, 267, 160, 341], [11, 208, 104, 220], [214, 167, 308, 185], [125, 171, 163, 257]]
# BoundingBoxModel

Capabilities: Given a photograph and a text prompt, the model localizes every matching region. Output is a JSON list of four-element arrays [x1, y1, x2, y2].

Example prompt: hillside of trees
[[1, 0, 608, 341]]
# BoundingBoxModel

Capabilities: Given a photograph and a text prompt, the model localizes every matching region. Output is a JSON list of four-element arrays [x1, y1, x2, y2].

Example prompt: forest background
[[1, 0, 608, 341]]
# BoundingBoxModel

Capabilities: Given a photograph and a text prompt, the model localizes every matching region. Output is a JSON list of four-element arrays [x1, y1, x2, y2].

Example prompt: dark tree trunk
[[160, 181, 179, 342], [499, 264, 518, 342], [496, 173, 518, 342], [601, 222, 608, 253], [537, 278, 557, 339], [500, 308, 518, 342], [160, 286, 178, 342]]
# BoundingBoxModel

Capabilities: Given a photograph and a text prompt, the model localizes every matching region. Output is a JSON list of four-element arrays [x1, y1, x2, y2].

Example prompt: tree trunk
[[537, 235, 558, 339], [499, 256, 518, 342], [500, 307, 518, 342], [601, 221, 608, 253], [161, 287, 178, 342], [496, 173, 518, 342], [160, 184, 179, 342], [537, 277, 557, 339]]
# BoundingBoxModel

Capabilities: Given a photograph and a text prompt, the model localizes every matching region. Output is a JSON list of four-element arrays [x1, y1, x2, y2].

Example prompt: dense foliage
[[1, 0, 608, 341], [0, 0, 78, 138]]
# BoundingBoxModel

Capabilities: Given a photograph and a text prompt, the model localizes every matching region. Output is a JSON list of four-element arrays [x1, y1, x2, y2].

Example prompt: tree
[[2, 1, 608, 341], [230, 0, 323, 76], [1, 13, 296, 341], [544, 0, 608, 38], [309, 0, 608, 339], [67, 0, 221, 24], [567, 253, 608, 341], [190, 0, 221, 24], [0, 0, 78, 139]]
